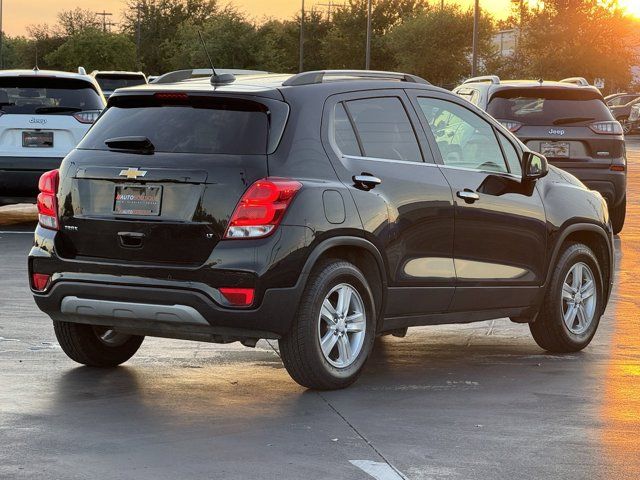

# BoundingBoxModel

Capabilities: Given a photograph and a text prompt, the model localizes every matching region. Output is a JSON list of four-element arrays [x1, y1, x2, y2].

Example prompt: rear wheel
[[53, 320, 144, 367], [619, 116, 632, 135], [530, 243, 603, 353], [279, 259, 376, 390], [610, 195, 626, 235]]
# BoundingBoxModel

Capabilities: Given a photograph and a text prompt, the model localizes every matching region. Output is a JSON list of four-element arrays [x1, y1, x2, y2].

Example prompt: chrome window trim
[[342, 154, 437, 167]]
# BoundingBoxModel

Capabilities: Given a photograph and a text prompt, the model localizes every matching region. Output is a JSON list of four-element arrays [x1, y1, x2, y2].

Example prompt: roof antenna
[[197, 30, 235, 86]]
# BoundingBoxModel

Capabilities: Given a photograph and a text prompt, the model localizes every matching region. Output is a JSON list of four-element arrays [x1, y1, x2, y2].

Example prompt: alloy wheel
[[561, 262, 597, 335]]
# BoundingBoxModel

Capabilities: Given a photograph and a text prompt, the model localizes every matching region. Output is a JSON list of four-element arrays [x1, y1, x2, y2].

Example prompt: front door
[[410, 93, 547, 312]]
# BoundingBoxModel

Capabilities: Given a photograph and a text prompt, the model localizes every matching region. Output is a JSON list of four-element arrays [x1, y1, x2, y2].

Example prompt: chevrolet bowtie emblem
[[119, 167, 147, 179]]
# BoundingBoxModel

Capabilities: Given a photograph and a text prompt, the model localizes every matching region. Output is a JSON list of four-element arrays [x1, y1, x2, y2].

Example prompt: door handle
[[353, 173, 382, 190], [456, 189, 480, 204]]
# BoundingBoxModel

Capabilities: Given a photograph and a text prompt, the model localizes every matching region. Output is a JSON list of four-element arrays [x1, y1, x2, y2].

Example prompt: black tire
[[610, 195, 626, 235], [53, 320, 144, 367], [529, 243, 603, 353], [279, 259, 376, 390]]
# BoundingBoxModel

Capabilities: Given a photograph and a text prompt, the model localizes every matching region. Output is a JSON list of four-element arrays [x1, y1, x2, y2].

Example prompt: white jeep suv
[[0, 69, 105, 205]]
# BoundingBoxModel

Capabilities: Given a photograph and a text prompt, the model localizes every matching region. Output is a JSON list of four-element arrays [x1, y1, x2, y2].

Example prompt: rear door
[[409, 92, 547, 312], [324, 90, 455, 316], [56, 93, 283, 266]]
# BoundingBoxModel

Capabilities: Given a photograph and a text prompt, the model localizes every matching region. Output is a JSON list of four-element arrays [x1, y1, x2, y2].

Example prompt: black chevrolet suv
[[29, 70, 614, 390], [454, 76, 627, 234]]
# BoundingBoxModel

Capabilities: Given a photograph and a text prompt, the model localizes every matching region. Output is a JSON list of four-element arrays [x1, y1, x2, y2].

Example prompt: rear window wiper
[[105, 136, 155, 154], [552, 117, 595, 125], [34, 106, 83, 114]]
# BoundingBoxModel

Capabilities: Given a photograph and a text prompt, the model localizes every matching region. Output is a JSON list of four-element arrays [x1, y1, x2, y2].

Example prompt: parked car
[[608, 96, 640, 134], [604, 92, 640, 108], [91, 71, 147, 99], [454, 76, 627, 233], [0, 68, 105, 205], [30, 70, 614, 390], [628, 102, 640, 132]]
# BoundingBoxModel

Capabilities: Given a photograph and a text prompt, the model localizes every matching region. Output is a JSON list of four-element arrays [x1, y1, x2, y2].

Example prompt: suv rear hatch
[[56, 92, 288, 266], [94, 73, 147, 98], [487, 87, 624, 168], [0, 76, 104, 159]]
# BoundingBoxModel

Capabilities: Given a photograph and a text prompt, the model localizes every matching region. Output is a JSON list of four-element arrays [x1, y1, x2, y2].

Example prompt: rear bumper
[[552, 163, 626, 207], [0, 156, 63, 199]]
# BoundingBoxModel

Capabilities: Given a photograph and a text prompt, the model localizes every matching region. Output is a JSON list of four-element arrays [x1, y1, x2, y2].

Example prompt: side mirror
[[522, 151, 549, 181]]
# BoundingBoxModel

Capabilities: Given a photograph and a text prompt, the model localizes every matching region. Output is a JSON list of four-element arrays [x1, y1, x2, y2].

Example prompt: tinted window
[[0, 77, 103, 115], [487, 88, 612, 126], [79, 99, 268, 155], [95, 74, 147, 91], [418, 97, 508, 173], [346, 97, 422, 162], [498, 132, 522, 176], [333, 103, 361, 156]]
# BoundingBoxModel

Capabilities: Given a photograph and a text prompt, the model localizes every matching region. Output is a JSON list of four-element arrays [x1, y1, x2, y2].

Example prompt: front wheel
[[619, 117, 632, 135], [279, 259, 376, 390], [530, 243, 603, 353], [610, 195, 626, 235], [54, 320, 144, 367]]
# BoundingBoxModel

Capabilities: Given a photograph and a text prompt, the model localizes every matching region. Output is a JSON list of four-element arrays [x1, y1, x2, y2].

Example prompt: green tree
[[386, 5, 496, 86], [55, 8, 100, 36], [45, 28, 137, 71]]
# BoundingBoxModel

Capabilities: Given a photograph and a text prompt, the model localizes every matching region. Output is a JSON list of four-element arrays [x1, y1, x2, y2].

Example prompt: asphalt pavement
[[1, 139, 639, 480]]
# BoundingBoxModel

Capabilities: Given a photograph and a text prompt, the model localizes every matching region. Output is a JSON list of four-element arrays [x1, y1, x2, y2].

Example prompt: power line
[[95, 10, 114, 33]]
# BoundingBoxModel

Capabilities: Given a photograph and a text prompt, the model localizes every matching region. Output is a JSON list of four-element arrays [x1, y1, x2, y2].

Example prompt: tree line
[[0, 0, 636, 90]]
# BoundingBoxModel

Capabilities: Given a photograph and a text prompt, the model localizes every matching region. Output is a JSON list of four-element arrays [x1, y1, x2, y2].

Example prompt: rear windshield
[[78, 97, 269, 155], [487, 88, 612, 126], [0, 77, 103, 115], [95, 74, 146, 91]]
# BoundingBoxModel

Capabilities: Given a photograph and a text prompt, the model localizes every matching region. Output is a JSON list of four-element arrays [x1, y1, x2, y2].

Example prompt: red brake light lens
[[589, 121, 623, 135], [31, 273, 51, 292], [499, 120, 523, 133], [219, 288, 255, 307], [154, 92, 189, 102], [225, 178, 302, 239], [37, 169, 60, 230]]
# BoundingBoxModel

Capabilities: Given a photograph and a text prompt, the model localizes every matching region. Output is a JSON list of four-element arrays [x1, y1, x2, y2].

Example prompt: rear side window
[[333, 103, 361, 156], [0, 77, 103, 115], [487, 88, 612, 126], [79, 97, 269, 155], [95, 74, 146, 91], [345, 97, 422, 162]]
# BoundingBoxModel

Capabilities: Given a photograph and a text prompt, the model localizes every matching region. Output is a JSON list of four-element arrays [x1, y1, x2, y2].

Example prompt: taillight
[[73, 110, 101, 124], [37, 169, 59, 230], [224, 178, 302, 239], [499, 120, 523, 133], [219, 288, 255, 307], [589, 121, 623, 135], [31, 273, 51, 292]]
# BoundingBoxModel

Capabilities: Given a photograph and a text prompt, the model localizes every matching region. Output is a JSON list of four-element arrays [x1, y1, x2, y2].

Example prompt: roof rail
[[560, 77, 589, 86], [462, 75, 500, 85], [282, 70, 430, 86]]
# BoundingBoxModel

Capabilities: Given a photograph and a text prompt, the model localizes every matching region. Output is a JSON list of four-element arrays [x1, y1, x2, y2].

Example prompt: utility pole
[[365, 0, 372, 70], [0, 0, 4, 70], [299, 0, 305, 72], [96, 10, 113, 33], [136, 3, 142, 69], [441, 0, 444, 10], [471, 0, 480, 76]]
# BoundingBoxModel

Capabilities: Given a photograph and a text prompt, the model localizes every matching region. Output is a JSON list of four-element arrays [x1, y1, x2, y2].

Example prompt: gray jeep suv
[[454, 76, 627, 233]]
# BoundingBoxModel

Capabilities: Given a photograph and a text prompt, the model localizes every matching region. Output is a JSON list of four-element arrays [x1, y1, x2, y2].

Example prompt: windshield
[[0, 77, 103, 115], [78, 97, 269, 155], [487, 88, 612, 126], [95, 75, 147, 91]]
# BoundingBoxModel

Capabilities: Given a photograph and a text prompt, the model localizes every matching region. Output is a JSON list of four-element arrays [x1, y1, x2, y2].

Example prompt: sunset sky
[[2, 0, 638, 37]]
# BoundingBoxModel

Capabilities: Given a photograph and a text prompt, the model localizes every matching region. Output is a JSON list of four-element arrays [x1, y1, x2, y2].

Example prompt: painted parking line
[[350, 460, 407, 480]]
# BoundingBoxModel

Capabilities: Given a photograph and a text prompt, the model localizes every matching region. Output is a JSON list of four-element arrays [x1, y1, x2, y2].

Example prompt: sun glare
[[617, 0, 640, 17]]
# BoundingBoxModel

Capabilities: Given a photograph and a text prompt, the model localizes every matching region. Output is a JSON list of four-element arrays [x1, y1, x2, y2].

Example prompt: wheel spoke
[[576, 304, 588, 329], [337, 335, 352, 363], [346, 313, 365, 332], [562, 282, 575, 301], [320, 330, 339, 357], [581, 280, 595, 300], [564, 303, 578, 327], [337, 286, 352, 317], [321, 299, 337, 325], [571, 264, 583, 290]]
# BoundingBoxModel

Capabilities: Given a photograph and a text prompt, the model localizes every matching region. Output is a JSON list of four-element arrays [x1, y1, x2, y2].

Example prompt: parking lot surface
[[1, 139, 639, 480]]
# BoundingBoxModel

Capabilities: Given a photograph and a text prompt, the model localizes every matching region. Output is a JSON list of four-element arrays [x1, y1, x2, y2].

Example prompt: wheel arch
[[300, 236, 387, 330]]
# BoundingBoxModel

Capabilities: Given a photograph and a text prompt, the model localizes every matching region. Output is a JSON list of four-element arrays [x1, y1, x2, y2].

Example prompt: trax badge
[[119, 167, 147, 179], [548, 128, 566, 136]]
